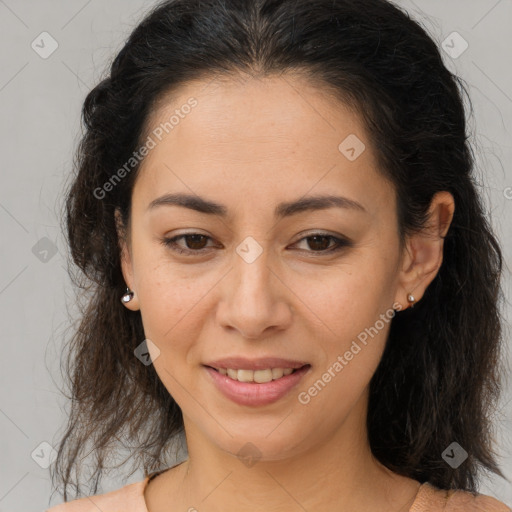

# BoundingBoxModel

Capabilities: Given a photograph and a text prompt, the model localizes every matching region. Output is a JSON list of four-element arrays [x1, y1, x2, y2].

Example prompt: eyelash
[[159, 232, 352, 256]]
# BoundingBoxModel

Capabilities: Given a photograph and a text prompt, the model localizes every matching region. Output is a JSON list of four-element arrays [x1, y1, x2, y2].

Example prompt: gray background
[[0, 0, 511, 510]]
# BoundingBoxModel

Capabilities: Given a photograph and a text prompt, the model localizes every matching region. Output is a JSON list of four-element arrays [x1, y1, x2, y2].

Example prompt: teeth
[[217, 367, 296, 383]]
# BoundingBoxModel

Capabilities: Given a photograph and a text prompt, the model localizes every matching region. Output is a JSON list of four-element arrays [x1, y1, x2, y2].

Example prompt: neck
[[167, 393, 420, 512]]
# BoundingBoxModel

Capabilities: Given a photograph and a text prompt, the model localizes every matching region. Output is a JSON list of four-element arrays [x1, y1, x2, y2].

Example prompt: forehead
[[144, 73, 364, 158], [133, 73, 395, 220]]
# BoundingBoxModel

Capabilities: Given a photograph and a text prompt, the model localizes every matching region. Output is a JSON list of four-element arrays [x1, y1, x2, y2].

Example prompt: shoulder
[[445, 487, 511, 512], [45, 477, 150, 512], [411, 482, 511, 512]]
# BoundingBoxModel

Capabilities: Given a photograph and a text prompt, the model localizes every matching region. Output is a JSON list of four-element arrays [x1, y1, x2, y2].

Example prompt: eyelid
[[292, 229, 351, 243], [291, 232, 353, 254], [160, 231, 352, 256], [160, 233, 217, 255]]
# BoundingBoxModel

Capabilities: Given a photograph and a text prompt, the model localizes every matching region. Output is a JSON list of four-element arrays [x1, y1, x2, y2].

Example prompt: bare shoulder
[[45, 479, 148, 512], [45, 495, 97, 512]]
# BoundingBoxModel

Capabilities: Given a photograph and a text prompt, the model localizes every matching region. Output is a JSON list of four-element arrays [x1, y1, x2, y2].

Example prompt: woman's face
[[119, 74, 409, 461]]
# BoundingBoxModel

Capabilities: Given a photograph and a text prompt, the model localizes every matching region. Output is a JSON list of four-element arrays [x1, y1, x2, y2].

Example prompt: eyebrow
[[147, 193, 367, 218]]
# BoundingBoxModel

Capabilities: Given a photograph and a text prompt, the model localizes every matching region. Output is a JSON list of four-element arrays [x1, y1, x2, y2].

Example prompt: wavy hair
[[50, 0, 507, 501]]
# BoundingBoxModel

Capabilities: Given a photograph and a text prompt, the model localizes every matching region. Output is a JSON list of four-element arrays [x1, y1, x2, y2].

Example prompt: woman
[[46, 0, 511, 510]]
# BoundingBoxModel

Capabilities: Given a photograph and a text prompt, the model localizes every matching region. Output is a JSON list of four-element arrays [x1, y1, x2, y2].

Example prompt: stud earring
[[121, 287, 134, 304], [407, 293, 416, 308]]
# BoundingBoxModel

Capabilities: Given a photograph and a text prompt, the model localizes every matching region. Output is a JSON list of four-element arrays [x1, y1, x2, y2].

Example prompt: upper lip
[[203, 357, 309, 370]]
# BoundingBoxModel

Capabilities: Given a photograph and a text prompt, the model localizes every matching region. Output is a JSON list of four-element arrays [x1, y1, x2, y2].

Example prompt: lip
[[203, 364, 311, 407], [203, 357, 309, 371]]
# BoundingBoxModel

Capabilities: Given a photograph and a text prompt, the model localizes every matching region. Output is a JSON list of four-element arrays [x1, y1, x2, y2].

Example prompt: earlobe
[[394, 191, 455, 310], [121, 287, 135, 304], [120, 286, 140, 311]]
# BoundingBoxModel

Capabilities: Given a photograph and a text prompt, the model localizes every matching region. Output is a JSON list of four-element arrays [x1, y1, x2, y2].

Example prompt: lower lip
[[203, 365, 311, 407]]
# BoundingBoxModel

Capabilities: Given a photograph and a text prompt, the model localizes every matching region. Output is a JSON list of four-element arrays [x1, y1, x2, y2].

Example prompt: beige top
[[46, 470, 511, 512]]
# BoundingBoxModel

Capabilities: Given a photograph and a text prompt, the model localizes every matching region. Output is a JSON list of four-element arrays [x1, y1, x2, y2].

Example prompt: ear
[[394, 191, 455, 310], [115, 208, 140, 311]]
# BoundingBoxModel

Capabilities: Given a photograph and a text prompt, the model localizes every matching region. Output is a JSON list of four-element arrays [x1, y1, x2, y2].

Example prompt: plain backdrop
[[0, 1, 511, 510]]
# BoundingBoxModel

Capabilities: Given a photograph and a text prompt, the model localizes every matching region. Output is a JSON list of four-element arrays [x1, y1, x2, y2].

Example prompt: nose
[[216, 246, 293, 339]]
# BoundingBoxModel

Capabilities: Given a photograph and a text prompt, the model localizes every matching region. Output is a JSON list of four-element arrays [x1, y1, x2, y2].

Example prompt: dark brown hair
[[50, 0, 508, 502]]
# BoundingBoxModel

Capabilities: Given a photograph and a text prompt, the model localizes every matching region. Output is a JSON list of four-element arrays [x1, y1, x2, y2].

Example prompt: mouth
[[202, 363, 312, 407], [204, 365, 310, 384]]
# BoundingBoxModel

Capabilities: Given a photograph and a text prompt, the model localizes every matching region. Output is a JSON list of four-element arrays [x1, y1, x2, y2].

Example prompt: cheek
[[137, 272, 205, 340], [294, 271, 395, 413], [134, 255, 226, 366], [135, 269, 210, 397], [289, 255, 397, 384], [291, 257, 394, 336]]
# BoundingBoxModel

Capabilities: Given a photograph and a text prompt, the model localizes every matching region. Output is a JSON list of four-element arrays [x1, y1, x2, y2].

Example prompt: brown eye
[[160, 233, 215, 255], [292, 233, 352, 255], [183, 234, 209, 250], [161, 232, 351, 257], [305, 235, 333, 251]]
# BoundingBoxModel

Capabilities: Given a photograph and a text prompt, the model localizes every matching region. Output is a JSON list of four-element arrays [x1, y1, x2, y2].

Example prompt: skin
[[117, 73, 455, 512]]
